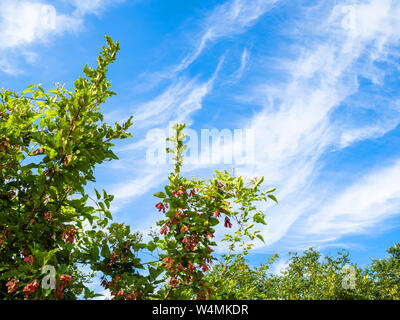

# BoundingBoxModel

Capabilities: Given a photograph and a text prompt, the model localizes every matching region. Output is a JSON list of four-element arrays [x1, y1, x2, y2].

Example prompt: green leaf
[[209, 217, 219, 226], [253, 212, 267, 225], [90, 245, 99, 260], [147, 241, 157, 252], [148, 266, 162, 281], [256, 234, 265, 243], [268, 194, 278, 203], [48, 148, 58, 160], [154, 192, 166, 199], [101, 242, 110, 259], [254, 176, 264, 189]]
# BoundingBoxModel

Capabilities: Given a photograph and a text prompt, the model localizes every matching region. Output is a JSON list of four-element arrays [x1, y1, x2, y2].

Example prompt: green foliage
[[151, 123, 276, 299], [365, 243, 400, 299], [205, 245, 400, 300], [1, 35, 275, 300], [89, 223, 159, 300], [0, 36, 133, 299], [206, 254, 278, 299]]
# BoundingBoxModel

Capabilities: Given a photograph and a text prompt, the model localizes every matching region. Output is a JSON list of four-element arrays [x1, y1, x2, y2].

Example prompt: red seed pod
[[224, 217, 232, 228]]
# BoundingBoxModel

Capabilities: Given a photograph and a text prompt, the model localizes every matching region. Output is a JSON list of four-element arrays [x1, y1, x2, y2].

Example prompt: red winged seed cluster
[[155, 184, 236, 299]]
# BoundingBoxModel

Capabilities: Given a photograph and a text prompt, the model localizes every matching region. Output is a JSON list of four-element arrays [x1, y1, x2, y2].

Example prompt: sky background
[[1, 0, 400, 280]]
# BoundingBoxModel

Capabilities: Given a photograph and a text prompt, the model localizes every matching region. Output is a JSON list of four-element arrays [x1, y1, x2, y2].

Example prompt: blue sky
[[1, 0, 400, 276]]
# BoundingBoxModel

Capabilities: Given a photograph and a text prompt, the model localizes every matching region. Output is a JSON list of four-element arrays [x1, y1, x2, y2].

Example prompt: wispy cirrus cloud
[[235, 48, 250, 80], [229, 0, 400, 249], [305, 158, 400, 239], [134, 57, 224, 129], [175, 0, 278, 73], [108, 170, 165, 213], [69, 0, 126, 16], [106, 58, 224, 213], [111, 0, 400, 250]]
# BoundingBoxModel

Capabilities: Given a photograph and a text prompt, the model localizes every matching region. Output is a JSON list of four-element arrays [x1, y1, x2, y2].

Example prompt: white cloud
[[0, 56, 21, 75], [111, 172, 161, 202], [305, 159, 400, 238], [117, 0, 400, 250], [0, 0, 126, 73], [224, 47, 251, 83], [339, 113, 400, 148], [132, 77, 212, 129], [174, 0, 278, 73], [236, 48, 250, 79], [127, 56, 223, 132], [107, 58, 224, 213], [232, 0, 400, 249], [70, 0, 126, 16], [108, 170, 165, 213], [0, 1, 80, 50], [93, 289, 112, 300], [271, 258, 289, 275]]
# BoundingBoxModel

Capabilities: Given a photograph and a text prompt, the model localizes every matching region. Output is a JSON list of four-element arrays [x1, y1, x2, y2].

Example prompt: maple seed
[[6, 279, 18, 294], [24, 280, 39, 299], [24, 255, 34, 266], [224, 217, 232, 228], [33, 148, 44, 156]]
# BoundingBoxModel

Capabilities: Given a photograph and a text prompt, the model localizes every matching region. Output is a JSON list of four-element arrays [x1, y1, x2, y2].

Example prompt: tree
[[365, 243, 400, 299], [148, 123, 276, 299], [204, 245, 400, 300], [1, 36, 133, 299]]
